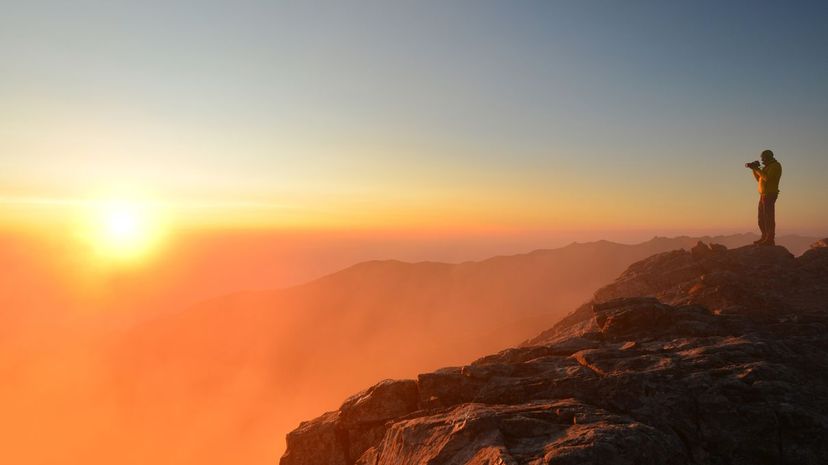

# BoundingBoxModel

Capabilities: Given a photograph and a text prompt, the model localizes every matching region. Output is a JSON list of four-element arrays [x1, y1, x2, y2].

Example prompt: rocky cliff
[[279, 240, 828, 465]]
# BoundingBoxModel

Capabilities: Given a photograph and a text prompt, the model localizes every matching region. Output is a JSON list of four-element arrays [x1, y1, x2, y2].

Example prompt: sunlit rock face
[[280, 241, 828, 465]]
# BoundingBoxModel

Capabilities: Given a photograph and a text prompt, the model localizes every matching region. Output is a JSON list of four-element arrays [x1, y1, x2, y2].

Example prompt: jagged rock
[[281, 411, 347, 465], [357, 400, 685, 465], [338, 379, 420, 460], [281, 379, 420, 465], [690, 241, 726, 259], [280, 243, 828, 465], [710, 243, 728, 254], [340, 379, 419, 426], [592, 244, 804, 315], [810, 238, 828, 249], [593, 297, 672, 337]]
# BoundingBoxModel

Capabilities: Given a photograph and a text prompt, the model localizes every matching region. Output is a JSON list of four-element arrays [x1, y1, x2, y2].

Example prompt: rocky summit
[[279, 241, 828, 465]]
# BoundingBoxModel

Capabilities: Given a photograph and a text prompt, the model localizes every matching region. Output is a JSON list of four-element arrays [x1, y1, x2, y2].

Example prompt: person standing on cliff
[[746, 149, 782, 246]]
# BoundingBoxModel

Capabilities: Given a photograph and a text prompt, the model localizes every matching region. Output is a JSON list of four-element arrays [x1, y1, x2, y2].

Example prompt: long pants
[[758, 193, 778, 241]]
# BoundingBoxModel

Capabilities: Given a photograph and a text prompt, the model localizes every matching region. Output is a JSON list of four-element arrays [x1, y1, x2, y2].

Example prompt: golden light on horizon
[[80, 198, 166, 264]]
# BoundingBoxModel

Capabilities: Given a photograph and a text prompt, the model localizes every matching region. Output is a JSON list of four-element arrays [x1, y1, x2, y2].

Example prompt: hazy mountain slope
[[281, 239, 828, 465], [107, 233, 814, 463]]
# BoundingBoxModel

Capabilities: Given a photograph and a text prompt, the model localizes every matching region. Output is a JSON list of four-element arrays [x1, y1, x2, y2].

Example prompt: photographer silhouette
[[746, 150, 782, 246]]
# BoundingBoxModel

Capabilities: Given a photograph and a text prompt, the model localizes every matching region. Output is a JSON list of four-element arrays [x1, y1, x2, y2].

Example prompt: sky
[[2, 1, 827, 235]]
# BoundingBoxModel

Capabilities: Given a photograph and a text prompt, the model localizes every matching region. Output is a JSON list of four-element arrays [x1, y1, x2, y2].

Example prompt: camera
[[745, 160, 760, 169]]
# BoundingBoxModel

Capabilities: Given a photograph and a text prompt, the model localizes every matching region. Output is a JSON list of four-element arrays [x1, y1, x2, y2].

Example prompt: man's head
[[761, 149, 775, 165]]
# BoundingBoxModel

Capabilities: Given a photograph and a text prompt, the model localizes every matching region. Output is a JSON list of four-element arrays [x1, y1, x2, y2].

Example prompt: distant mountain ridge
[[110, 233, 818, 463], [280, 238, 828, 465]]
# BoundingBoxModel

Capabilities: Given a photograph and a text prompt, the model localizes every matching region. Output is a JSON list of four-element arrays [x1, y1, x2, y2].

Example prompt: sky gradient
[[2, 1, 827, 234]]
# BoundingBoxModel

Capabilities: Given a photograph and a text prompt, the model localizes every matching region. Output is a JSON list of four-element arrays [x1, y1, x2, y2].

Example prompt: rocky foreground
[[280, 241, 828, 465]]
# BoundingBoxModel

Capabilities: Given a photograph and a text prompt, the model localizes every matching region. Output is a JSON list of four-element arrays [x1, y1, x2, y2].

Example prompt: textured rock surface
[[280, 242, 828, 465]]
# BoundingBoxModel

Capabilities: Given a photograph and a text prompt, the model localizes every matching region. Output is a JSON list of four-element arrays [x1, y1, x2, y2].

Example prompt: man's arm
[[751, 166, 763, 181]]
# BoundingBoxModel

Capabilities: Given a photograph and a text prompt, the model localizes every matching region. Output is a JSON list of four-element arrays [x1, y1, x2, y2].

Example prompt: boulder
[[340, 379, 419, 426], [280, 411, 347, 465]]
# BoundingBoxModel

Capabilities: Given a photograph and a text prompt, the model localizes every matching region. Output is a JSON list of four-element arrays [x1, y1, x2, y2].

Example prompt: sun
[[106, 208, 139, 238], [84, 198, 165, 263]]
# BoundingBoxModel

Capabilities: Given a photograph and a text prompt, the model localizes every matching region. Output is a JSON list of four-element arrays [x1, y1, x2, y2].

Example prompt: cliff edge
[[280, 241, 828, 465]]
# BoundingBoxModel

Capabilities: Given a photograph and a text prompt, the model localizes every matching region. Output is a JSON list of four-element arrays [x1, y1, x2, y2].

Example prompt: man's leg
[[763, 193, 778, 245], [755, 195, 766, 244]]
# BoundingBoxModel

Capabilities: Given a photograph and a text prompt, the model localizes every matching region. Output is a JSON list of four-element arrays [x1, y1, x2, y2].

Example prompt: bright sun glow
[[106, 209, 140, 239], [82, 198, 166, 263]]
